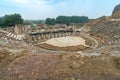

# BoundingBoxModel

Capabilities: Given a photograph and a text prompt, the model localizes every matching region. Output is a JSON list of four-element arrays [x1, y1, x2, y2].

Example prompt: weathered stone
[[14, 24, 25, 35], [112, 4, 120, 18]]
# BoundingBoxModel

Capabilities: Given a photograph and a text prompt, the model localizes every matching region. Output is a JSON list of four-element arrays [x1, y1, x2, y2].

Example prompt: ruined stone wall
[[27, 29, 80, 44]]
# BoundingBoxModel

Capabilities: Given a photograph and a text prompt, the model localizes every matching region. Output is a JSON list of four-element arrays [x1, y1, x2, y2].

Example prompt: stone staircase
[[0, 30, 25, 41]]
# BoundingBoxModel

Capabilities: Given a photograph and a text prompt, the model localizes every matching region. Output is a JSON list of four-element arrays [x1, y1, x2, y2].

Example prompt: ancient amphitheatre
[[0, 4, 120, 80]]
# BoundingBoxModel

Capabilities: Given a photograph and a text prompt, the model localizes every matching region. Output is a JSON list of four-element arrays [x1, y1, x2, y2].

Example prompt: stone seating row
[[0, 30, 25, 41]]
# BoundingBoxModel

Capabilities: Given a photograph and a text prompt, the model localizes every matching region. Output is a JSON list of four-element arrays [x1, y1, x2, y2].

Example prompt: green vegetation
[[45, 16, 89, 25], [31, 25, 36, 30], [0, 13, 23, 28], [45, 18, 56, 25], [0, 17, 3, 27]]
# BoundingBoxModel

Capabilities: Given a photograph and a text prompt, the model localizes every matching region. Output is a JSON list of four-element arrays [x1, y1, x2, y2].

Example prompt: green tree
[[0, 17, 2, 27], [79, 16, 89, 23], [45, 18, 56, 25], [56, 16, 70, 24], [2, 13, 23, 27], [55, 15, 89, 25], [45, 15, 89, 25]]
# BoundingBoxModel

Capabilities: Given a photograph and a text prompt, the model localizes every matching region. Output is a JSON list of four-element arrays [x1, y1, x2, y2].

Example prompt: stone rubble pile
[[90, 20, 120, 45]]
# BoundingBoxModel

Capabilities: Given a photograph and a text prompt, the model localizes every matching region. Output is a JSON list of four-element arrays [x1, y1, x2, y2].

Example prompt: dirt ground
[[0, 50, 119, 80]]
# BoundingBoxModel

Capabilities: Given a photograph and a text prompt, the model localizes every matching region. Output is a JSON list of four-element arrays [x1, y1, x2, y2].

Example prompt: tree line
[[0, 13, 23, 28], [45, 16, 89, 25], [0, 13, 89, 28]]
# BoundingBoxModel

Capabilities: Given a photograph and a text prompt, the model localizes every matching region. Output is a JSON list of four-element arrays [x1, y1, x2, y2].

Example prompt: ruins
[[0, 4, 120, 80]]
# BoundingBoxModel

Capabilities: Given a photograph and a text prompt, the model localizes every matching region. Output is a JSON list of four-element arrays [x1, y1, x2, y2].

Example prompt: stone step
[[0, 30, 24, 41]]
